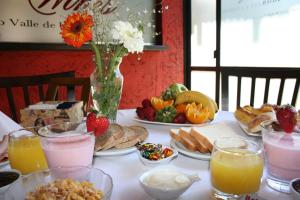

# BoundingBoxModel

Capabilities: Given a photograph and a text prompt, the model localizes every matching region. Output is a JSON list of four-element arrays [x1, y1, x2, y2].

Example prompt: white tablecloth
[[0, 109, 293, 200], [93, 109, 293, 200]]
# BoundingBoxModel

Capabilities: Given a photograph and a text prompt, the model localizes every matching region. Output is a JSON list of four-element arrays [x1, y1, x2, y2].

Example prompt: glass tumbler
[[38, 122, 95, 168], [261, 120, 300, 193], [210, 137, 264, 199], [8, 127, 48, 175]]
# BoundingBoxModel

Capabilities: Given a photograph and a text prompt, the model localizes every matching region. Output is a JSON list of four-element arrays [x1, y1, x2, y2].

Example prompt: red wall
[[0, 0, 184, 119]]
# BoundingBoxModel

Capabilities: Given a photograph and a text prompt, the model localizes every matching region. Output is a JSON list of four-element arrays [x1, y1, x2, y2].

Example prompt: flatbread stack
[[94, 123, 148, 151]]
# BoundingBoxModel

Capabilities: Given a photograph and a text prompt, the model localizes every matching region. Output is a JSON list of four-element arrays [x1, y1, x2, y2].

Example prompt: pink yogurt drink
[[38, 123, 95, 168], [261, 121, 300, 193]]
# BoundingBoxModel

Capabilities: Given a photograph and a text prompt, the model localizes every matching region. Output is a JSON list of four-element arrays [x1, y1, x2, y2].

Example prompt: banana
[[175, 91, 217, 120], [210, 98, 219, 113]]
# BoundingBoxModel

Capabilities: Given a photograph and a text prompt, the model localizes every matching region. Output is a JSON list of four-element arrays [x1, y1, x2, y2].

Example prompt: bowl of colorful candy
[[137, 143, 178, 167]]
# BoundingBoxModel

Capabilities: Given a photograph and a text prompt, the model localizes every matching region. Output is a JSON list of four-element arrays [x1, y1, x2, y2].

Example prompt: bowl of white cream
[[139, 166, 200, 200]]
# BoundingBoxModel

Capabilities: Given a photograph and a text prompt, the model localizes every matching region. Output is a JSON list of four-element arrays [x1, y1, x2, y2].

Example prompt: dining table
[[0, 109, 294, 200]]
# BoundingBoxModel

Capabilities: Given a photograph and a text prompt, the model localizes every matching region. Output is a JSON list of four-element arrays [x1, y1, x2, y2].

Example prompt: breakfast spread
[[136, 83, 218, 124], [25, 178, 104, 200], [94, 123, 148, 151], [137, 143, 173, 161], [234, 104, 276, 133]]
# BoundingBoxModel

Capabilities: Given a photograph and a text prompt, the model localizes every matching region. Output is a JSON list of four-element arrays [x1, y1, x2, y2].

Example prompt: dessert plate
[[170, 139, 211, 160], [133, 117, 211, 127], [94, 146, 137, 156], [238, 121, 262, 137]]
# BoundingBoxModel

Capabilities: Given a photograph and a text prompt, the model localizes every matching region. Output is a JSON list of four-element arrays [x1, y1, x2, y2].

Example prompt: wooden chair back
[[45, 77, 91, 115], [221, 67, 300, 111], [0, 71, 75, 122]]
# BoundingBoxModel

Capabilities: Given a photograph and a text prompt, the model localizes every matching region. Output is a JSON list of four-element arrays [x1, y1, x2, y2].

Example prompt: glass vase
[[90, 59, 123, 123]]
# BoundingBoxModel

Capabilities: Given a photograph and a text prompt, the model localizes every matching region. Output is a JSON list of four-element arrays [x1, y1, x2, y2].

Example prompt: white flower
[[111, 21, 144, 53]]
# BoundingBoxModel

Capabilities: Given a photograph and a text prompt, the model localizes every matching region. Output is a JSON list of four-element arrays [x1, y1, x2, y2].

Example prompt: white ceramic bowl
[[290, 178, 300, 199], [138, 145, 178, 167], [4, 166, 113, 200], [0, 169, 21, 199], [139, 166, 200, 200]]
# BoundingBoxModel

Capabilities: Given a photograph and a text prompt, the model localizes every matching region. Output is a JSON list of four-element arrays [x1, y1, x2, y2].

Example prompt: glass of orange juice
[[8, 127, 48, 175], [210, 137, 263, 199]]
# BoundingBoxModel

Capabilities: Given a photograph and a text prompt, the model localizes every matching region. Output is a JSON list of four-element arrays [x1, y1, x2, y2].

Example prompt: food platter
[[238, 121, 262, 137], [94, 146, 137, 156], [170, 139, 211, 160], [133, 117, 212, 127]]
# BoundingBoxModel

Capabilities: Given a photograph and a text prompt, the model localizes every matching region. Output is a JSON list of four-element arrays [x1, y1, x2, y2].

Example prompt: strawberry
[[142, 98, 152, 108], [86, 112, 97, 132], [86, 112, 109, 137], [276, 104, 297, 133]]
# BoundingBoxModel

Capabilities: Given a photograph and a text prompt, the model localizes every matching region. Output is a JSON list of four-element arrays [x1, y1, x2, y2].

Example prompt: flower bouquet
[[60, 0, 162, 122]]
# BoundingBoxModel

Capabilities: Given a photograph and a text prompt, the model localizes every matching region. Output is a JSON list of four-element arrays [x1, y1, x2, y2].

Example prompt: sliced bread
[[190, 128, 213, 152], [178, 128, 209, 153], [170, 128, 198, 152], [190, 122, 242, 152]]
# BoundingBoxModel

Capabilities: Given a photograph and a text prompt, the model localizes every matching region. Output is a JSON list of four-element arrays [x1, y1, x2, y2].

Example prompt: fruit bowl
[[4, 166, 113, 200]]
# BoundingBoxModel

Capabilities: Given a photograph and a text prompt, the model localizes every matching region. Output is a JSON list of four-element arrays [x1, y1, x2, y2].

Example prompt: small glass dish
[[290, 178, 300, 199], [138, 144, 178, 167], [4, 166, 113, 200]]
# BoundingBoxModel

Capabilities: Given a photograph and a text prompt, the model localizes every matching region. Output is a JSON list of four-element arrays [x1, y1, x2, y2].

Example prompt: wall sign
[[0, 0, 163, 50]]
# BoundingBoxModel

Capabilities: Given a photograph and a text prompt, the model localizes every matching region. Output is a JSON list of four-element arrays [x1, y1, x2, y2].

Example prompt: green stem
[[108, 45, 124, 81], [90, 41, 102, 81]]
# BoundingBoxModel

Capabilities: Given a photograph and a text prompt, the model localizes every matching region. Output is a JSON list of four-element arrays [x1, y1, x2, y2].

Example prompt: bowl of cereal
[[4, 166, 113, 200]]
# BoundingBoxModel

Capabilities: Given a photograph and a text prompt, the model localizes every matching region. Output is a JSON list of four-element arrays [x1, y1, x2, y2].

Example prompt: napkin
[[0, 111, 22, 139]]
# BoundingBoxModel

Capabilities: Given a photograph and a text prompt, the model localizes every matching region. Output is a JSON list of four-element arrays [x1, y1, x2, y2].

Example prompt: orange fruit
[[175, 103, 187, 113], [151, 97, 174, 111], [185, 104, 210, 124]]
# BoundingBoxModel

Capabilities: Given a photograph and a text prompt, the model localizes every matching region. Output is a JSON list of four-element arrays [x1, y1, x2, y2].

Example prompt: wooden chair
[[45, 77, 91, 115], [0, 71, 75, 122], [221, 67, 300, 111]]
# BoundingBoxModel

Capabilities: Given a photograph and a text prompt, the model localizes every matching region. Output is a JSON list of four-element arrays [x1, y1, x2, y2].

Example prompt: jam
[[0, 171, 19, 187], [292, 179, 300, 193]]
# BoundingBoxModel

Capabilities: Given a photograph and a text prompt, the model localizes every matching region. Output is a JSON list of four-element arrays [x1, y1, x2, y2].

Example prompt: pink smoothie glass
[[38, 122, 95, 168], [261, 120, 300, 193]]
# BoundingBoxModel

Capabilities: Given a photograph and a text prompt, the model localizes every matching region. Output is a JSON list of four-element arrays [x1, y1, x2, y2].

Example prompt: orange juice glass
[[210, 137, 263, 199], [8, 128, 48, 175]]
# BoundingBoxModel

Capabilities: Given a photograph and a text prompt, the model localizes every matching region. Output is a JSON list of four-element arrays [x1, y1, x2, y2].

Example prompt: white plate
[[94, 146, 137, 156], [170, 139, 211, 160], [0, 160, 9, 167], [237, 121, 262, 137], [133, 117, 211, 127]]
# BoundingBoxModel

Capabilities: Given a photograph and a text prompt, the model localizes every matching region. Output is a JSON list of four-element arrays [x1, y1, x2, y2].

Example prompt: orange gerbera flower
[[60, 12, 93, 48]]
